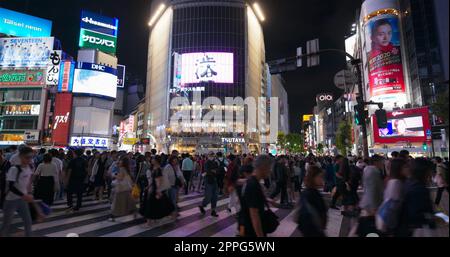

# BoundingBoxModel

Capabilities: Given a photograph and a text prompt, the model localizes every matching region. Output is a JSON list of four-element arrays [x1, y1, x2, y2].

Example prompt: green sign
[[79, 28, 117, 54], [0, 70, 45, 86]]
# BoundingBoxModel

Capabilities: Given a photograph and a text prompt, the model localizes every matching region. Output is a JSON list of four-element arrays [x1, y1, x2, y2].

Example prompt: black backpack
[[217, 159, 226, 175], [1, 164, 22, 209]]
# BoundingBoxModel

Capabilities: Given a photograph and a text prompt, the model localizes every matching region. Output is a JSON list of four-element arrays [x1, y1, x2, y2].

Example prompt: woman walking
[[33, 153, 59, 206], [296, 165, 328, 237], [142, 156, 174, 226], [90, 152, 108, 200], [110, 157, 136, 221]]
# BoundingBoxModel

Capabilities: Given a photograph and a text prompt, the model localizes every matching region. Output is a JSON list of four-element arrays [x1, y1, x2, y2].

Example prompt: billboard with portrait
[[0, 8, 52, 37], [373, 107, 431, 144], [72, 62, 117, 98], [180, 52, 234, 85], [0, 37, 54, 68], [364, 14, 406, 103]]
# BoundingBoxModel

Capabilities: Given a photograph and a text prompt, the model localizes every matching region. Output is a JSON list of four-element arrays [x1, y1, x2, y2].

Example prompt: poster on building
[[52, 93, 73, 145], [364, 13, 406, 103], [46, 50, 62, 86], [181, 52, 234, 84], [0, 37, 54, 68]]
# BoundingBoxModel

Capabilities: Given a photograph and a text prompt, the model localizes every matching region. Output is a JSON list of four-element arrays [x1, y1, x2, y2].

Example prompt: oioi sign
[[79, 28, 117, 54]]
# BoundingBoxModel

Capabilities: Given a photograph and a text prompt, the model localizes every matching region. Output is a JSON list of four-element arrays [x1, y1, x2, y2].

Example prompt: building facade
[[145, 0, 269, 154]]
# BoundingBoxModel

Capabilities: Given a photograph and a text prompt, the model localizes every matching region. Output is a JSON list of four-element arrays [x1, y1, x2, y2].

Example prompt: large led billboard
[[79, 28, 117, 54], [180, 52, 234, 85], [373, 107, 431, 144], [0, 8, 52, 37], [72, 62, 117, 98], [0, 37, 54, 68], [364, 12, 406, 104], [80, 10, 119, 37]]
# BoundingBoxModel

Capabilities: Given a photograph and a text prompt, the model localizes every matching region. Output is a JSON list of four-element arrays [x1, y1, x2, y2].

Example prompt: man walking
[[199, 152, 219, 217], [181, 154, 194, 195], [270, 156, 290, 208], [65, 148, 88, 211]]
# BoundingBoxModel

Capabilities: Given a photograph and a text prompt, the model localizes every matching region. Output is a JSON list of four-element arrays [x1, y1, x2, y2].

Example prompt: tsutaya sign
[[221, 138, 245, 144]]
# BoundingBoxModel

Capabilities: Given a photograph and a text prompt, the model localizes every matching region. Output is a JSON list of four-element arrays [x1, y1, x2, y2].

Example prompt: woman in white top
[[34, 153, 59, 206]]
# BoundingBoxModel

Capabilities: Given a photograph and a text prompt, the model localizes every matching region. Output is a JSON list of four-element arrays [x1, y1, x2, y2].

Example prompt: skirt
[[34, 176, 55, 206], [141, 190, 175, 220], [111, 190, 136, 217]]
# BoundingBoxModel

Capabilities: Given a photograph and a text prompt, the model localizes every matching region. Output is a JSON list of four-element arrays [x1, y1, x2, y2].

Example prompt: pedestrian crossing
[[0, 191, 344, 237]]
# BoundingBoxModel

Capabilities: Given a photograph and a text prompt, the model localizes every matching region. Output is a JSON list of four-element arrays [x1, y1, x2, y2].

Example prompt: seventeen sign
[[0, 37, 54, 68]]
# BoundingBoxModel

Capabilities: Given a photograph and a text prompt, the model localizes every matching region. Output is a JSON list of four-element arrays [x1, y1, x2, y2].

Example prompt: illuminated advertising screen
[[70, 136, 109, 148], [57, 61, 75, 92], [72, 62, 117, 98], [0, 37, 54, 68], [0, 8, 52, 37], [52, 93, 72, 145], [80, 10, 119, 37], [0, 70, 45, 86], [180, 52, 234, 85], [79, 28, 117, 54], [373, 107, 431, 144], [364, 13, 406, 103]]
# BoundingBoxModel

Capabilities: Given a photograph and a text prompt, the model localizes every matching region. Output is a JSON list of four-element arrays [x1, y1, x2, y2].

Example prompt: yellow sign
[[122, 138, 139, 145], [303, 114, 313, 122]]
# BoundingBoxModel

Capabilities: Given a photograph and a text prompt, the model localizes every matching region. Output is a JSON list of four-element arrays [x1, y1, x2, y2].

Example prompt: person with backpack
[[433, 157, 448, 207], [199, 152, 220, 217], [0, 149, 11, 210], [216, 152, 228, 195], [0, 146, 35, 237]]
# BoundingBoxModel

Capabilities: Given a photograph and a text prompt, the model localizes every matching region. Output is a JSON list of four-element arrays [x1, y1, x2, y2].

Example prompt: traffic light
[[422, 142, 428, 151], [375, 109, 388, 128], [354, 104, 365, 126]]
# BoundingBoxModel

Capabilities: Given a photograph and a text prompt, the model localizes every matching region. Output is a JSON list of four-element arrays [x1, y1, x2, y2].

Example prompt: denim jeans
[[168, 186, 179, 209], [202, 182, 218, 210], [0, 199, 32, 237]]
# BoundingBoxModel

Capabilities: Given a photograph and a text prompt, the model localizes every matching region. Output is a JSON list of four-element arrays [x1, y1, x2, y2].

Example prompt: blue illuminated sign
[[80, 10, 119, 37], [0, 8, 52, 37], [76, 62, 117, 75]]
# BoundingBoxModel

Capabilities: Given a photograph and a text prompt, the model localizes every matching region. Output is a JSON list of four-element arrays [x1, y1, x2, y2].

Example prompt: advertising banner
[[46, 50, 62, 86], [79, 28, 117, 54], [70, 136, 109, 148], [72, 62, 117, 98], [0, 8, 52, 37], [373, 106, 431, 144], [24, 131, 39, 144], [57, 61, 75, 92], [0, 70, 45, 86], [0, 37, 54, 68], [52, 93, 73, 145], [80, 10, 119, 37], [364, 13, 406, 102], [2, 104, 40, 116], [181, 52, 234, 84], [117, 64, 125, 88]]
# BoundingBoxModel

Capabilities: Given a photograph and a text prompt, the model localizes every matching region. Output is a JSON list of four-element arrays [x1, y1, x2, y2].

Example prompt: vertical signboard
[[46, 50, 62, 86], [364, 10, 406, 105], [52, 93, 73, 145], [57, 61, 75, 92], [117, 64, 125, 88]]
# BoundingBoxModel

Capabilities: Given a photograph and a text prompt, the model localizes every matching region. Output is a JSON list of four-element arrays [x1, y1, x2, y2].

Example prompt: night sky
[[2, 0, 362, 132]]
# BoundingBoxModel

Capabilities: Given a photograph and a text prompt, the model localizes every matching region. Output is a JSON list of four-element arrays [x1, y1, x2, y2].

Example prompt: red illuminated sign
[[52, 93, 73, 145], [372, 107, 431, 144]]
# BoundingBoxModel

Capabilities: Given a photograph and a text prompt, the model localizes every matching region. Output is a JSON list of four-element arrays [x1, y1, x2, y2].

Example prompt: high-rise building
[[144, 0, 270, 154]]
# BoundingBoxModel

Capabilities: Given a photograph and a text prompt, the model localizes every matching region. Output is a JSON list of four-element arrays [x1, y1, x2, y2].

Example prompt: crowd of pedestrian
[[0, 145, 448, 237]]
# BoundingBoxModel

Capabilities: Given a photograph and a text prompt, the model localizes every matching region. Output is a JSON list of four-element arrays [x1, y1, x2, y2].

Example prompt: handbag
[[131, 166, 143, 200], [262, 201, 280, 234]]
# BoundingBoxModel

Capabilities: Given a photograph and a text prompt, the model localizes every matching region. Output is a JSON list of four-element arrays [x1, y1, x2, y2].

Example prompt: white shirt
[[6, 165, 33, 201], [35, 163, 60, 191], [9, 152, 21, 166]]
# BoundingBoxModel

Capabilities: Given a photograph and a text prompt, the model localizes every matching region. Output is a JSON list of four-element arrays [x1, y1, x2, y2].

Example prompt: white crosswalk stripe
[[1, 192, 348, 237]]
